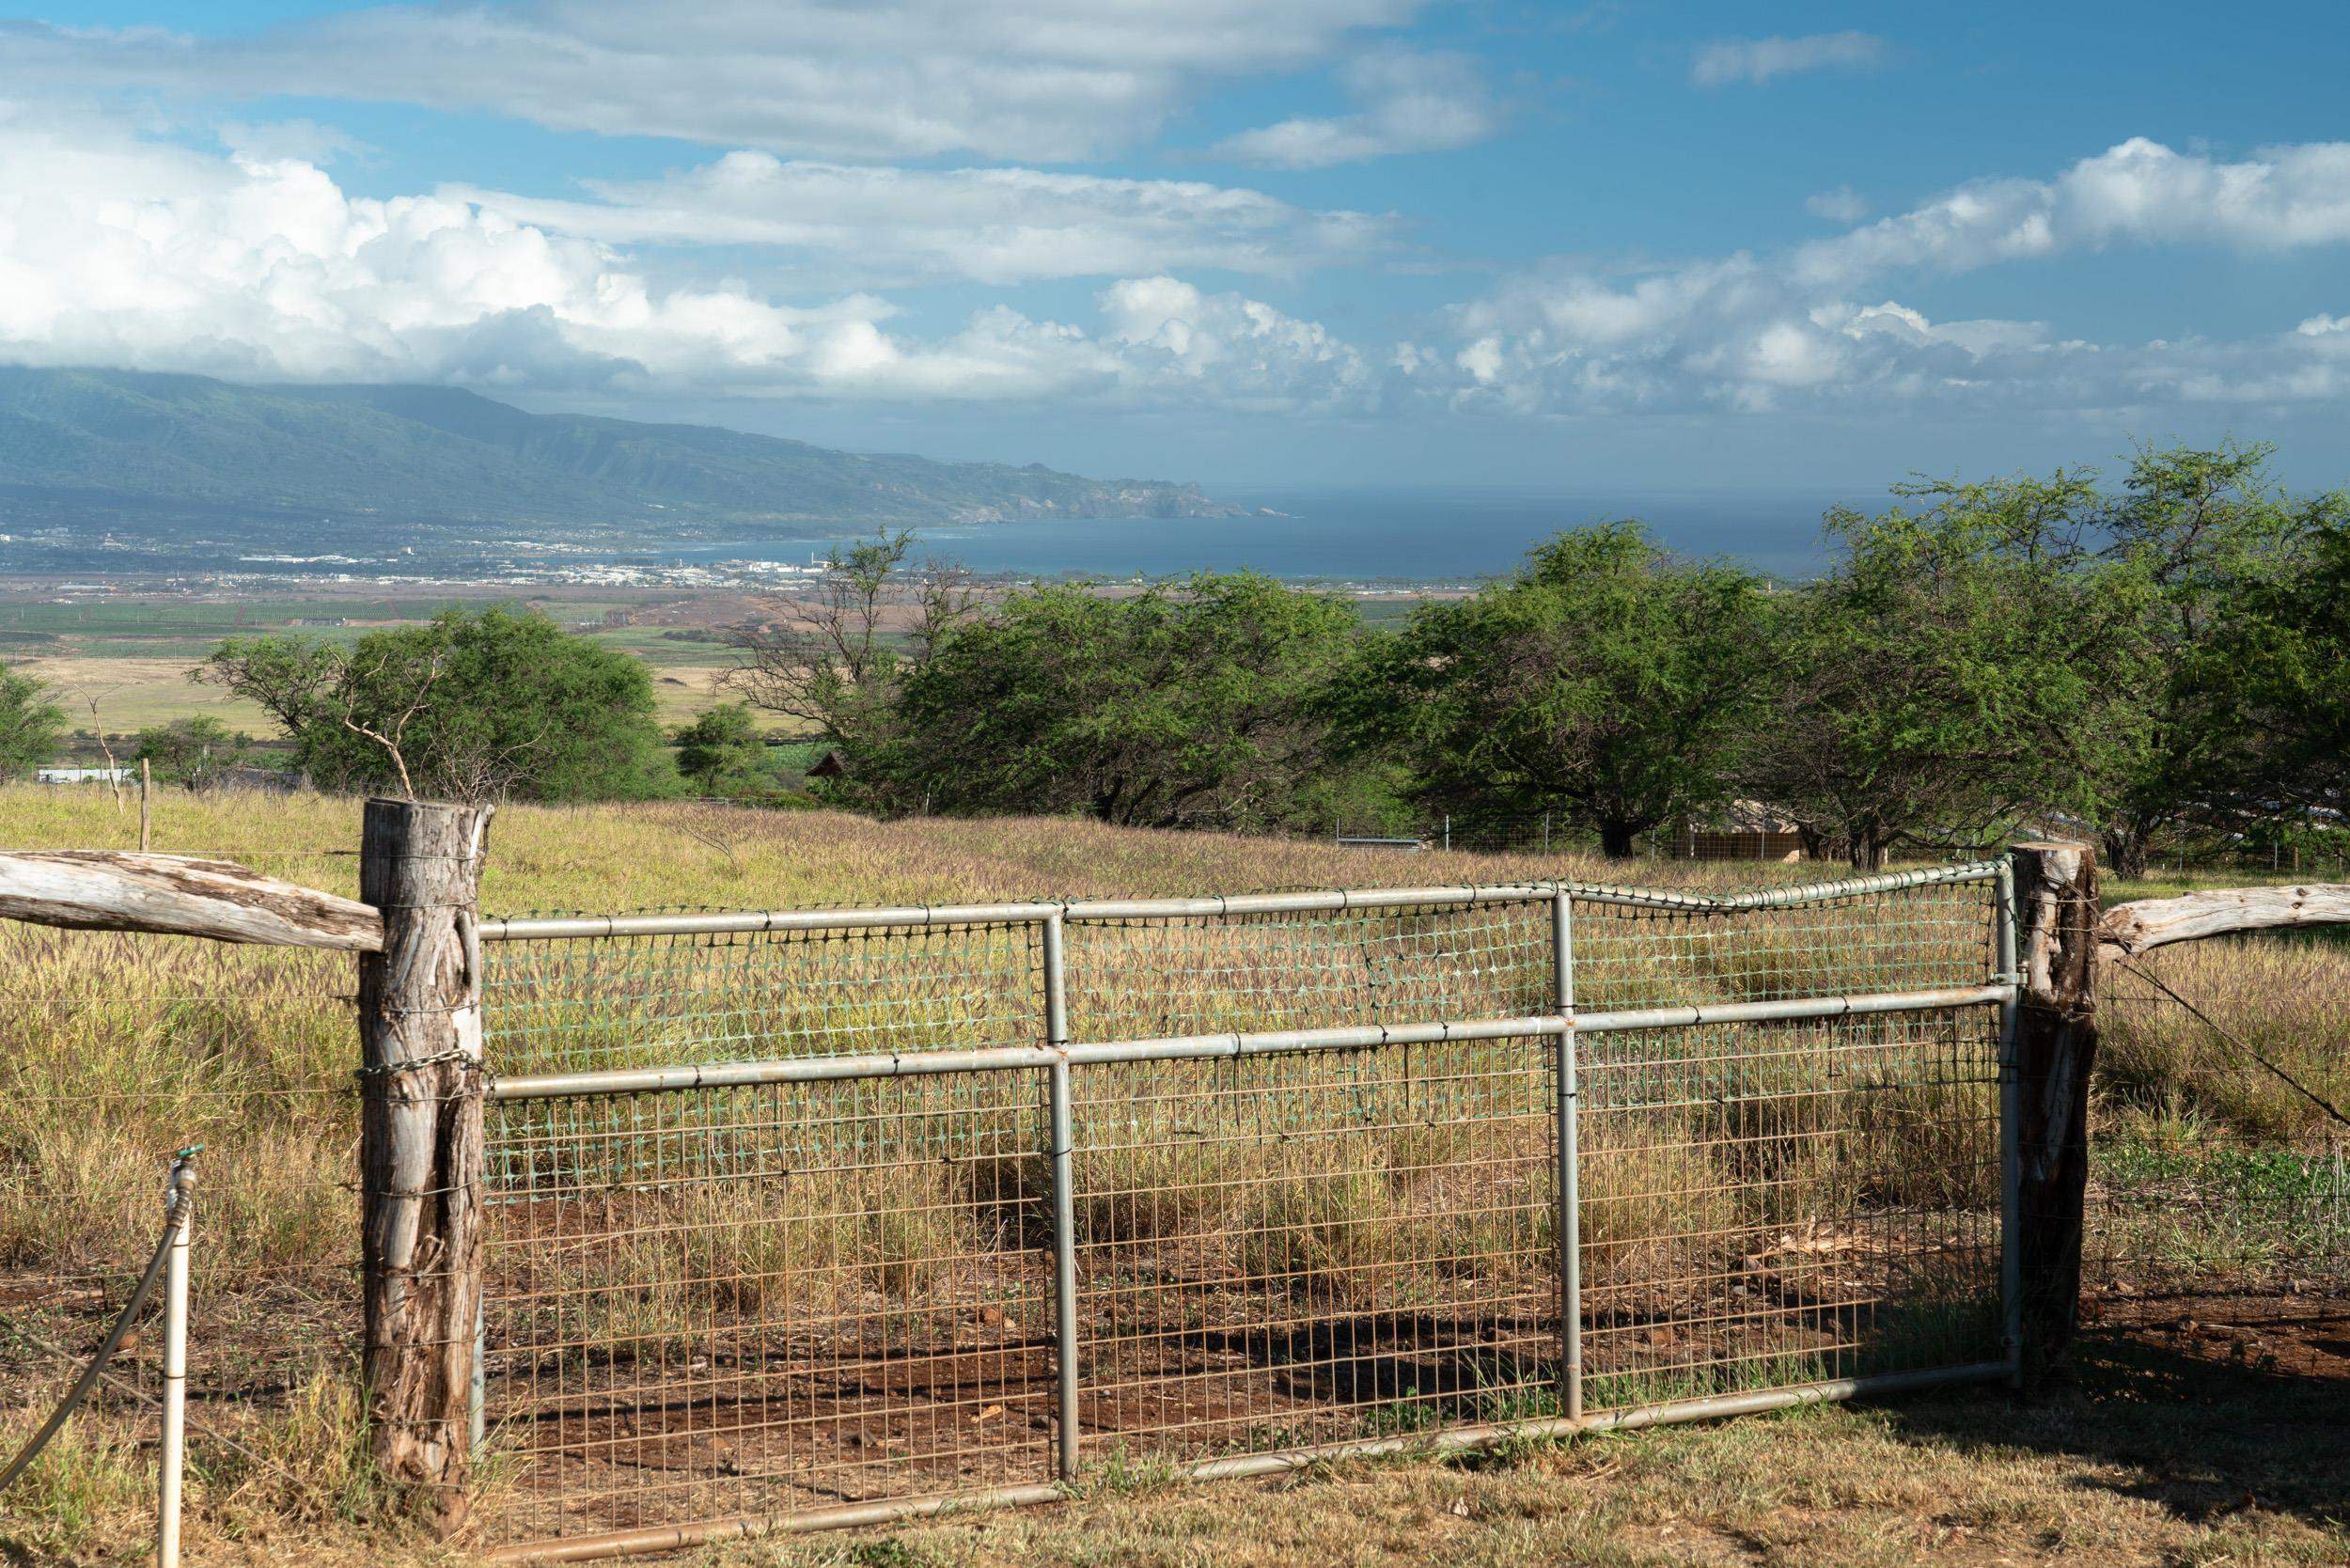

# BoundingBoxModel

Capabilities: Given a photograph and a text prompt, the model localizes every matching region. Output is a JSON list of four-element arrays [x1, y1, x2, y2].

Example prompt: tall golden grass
[[1, 783, 2337, 1560]]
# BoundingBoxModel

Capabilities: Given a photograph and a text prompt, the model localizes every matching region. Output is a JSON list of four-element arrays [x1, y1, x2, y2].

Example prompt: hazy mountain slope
[[0, 367, 1240, 530]]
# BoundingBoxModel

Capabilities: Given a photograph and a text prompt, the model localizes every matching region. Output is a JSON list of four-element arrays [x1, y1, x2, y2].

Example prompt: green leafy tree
[[2082, 442, 2336, 877], [0, 662, 68, 779], [204, 605, 676, 802], [674, 703, 775, 796], [133, 715, 254, 792], [1749, 472, 2117, 870], [879, 573, 1359, 828], [1339, 523, 1773, 857], [2215, 505, 2350, 828]]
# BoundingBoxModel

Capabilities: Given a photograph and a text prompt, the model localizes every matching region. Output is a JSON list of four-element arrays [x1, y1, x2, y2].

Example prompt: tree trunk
[[1848, 830, 1888, 871], [358, 799, 491, 1533], [1598, 820, 1637, 859], [2010, 841, 2100, 1383], [2101, 824, 2151, 884]]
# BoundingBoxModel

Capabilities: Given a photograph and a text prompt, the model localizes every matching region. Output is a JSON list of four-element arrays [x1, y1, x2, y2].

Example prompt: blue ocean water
[[669, 485, 1847, 585]]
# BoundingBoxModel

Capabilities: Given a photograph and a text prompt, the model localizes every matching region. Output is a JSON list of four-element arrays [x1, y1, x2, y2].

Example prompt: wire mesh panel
[[1062, 900, 1552, 1041], [482, 917, 1043, 1075], [1067, 1040, 1559, 1465], [479, 1069, 1057, 1550], [1575, 1007, 2005, 1409], [1570, 875, 1998, 1012], [467, 867, 2014, 1558]]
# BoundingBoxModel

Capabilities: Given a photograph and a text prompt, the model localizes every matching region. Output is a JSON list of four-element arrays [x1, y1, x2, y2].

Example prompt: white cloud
[[7, 105, 2350, 429], [1427, 138, 2350, 416], [1804, 185, 1869, 223], [1691, 31, 1888, 88], [5, 0, 1423, 162], [1797, 137, 2350, 285], [445, 153, 1400, 288], [1098, 275, 1377, 408], [0, 107, 1373, 412], [1213, 47, 1503, 169]]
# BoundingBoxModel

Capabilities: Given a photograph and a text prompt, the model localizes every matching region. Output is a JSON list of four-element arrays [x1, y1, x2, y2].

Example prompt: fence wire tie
[[354, 1046, 483, 1080]]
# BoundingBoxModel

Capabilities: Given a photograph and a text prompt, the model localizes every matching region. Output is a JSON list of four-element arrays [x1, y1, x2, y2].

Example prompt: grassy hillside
[[0, 792, 2340, 1567], [0, 367, 1243, 547]]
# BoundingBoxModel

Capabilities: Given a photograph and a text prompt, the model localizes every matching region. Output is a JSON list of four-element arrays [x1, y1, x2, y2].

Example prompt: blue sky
[[6, 1, 2350, 493]]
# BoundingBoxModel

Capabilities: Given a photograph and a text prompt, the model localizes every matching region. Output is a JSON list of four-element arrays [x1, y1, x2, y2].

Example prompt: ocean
[[668, 485, 1848, 586]]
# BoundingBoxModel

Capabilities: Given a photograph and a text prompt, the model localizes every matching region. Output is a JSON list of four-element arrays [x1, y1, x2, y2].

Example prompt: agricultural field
[[0, 588, 769, 737], [0, 789, 2342, 1567]]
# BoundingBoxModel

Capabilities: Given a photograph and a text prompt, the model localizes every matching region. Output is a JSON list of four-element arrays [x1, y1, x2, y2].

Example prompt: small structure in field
[[1674, 800, 1808, 862], [34, 765, 133, 786]]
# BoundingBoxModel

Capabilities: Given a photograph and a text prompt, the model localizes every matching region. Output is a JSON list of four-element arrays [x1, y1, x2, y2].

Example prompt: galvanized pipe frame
[[484, 985, 2013, 1102], [473, 859, 2005, 943], [1994, 857, 2025, 1386], [479, 1361, 2015, 1564], [472, 858, 2015, 1560]]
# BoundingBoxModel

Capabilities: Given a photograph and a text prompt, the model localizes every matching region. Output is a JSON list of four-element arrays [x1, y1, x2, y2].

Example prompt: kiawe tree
[[204, 605, 675, 802], [1748, 471, 2119, 870], [881, 572, 1359, 829], [724, 529, 977, 797], [674, 702, 775, 797], [2214, 500, 2350, 836], [134, 715, 254, 792], [0, 662, 68, 779], [1341, 523, 1772, 858], [2086, 443, 2345, 877]]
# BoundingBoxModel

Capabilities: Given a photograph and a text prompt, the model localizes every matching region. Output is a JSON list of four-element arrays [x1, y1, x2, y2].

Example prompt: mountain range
[[0, 368, 1241, 561]]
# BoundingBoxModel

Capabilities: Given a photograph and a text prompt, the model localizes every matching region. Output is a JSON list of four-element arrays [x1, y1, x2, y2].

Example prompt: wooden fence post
[[358, 798, 491, 1530], [2011, 840, 2100, 1382]]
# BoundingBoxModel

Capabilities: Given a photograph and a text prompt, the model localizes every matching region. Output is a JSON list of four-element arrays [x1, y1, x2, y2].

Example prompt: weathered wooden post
[[357, 798, 491, 1530], [2009, 840, 2100, 1382]]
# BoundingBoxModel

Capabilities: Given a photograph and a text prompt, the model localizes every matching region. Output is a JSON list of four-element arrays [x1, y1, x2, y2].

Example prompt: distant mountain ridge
[[0, 367, 1242, 534]]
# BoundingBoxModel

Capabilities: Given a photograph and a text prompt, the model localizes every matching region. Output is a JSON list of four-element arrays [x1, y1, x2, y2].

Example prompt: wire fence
[[7, 810, 2340, 1560], [2081, 932, 2350, 1378], [0, 908, 369, 1561], [468, 865, 2013, 1558]]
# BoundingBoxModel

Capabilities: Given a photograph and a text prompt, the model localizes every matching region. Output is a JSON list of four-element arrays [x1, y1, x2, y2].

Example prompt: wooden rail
[[0, 850, 382, 949]]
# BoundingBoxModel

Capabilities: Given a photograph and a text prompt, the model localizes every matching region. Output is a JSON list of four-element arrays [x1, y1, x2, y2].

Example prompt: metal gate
[[469, 863, 2016, 1560]]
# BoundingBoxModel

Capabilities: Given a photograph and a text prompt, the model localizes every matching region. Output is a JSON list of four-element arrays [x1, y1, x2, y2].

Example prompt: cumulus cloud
[[4, 0, 1422, 162], [1213, 47, 1503, 169], [1425, 138, 2350, 416], [0, 107, 1374, 411], [446, 153, 1400, 289], [1691, 31, 1888, 88], [1099, 275, 1377, 408], [1795, 136, 2350, 284], [8, 106, 2350, 427]]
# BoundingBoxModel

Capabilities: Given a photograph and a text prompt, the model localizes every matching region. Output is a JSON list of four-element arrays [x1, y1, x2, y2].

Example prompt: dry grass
[[14, 1341, 2350, 1567], [2099, 933, 2350, 1145], [0, 785, 2341, 1564], [701, 1336, 2350, 1568]]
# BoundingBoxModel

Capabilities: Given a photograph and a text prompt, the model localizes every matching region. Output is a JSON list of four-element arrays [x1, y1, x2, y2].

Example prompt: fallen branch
[[0, 851, 384, 951]]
